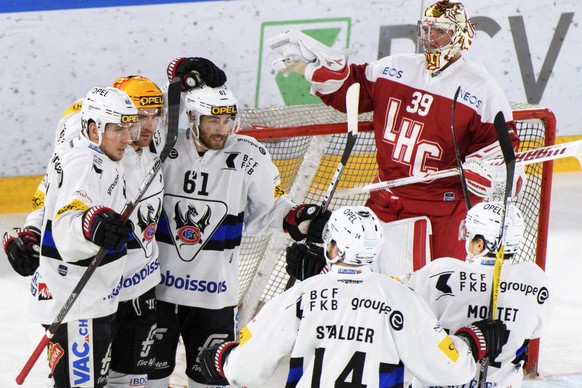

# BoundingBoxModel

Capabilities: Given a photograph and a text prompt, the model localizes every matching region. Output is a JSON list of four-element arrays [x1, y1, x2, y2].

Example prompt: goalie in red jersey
[[268, 0, 521, 275]]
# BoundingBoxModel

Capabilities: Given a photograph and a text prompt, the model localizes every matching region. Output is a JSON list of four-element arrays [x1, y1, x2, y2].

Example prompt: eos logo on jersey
[[382, 66, 403, 78], [457, 87, 482, 108], [210, 105, 237, 115]]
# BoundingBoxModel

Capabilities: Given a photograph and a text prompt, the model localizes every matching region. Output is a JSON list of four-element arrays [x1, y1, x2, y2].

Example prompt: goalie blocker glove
[[462, 158, 526, 199], [167, 57, 227, 90], [283, 204, 323, 241], [286, 242, 326, 281], [455, 319, 509, 362], [2, 228, 41, 276], [200, 341, 239, 385], [82, 206, 131, 251]]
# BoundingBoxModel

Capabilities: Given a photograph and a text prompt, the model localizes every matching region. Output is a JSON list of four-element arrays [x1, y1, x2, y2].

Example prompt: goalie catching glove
[[286, 242, 327, 281], [200, 341, 239, 385], [167, 57, 227, 90], [267, 29, 351, 95], [2, 227, 40, 276], [455, 319, 509, 362], [462, 159, 526, 199]]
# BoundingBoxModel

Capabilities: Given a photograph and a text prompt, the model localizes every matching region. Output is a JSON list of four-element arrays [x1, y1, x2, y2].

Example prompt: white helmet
[[418, 1, 475, 73], [323, 206, 384, 266], [461, 201, 525, 261], [81, 86, 139, 144], [184, 83, 240, 144]]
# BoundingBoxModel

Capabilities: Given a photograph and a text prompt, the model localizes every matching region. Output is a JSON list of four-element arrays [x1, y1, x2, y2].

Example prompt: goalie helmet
[[184, 83, 240, 146], [322, 206, 384, 266], [418, 0, 475, 73], [81, 86, 138, 137], [112, 75, 163, 112], [461, 201, 525, 261]]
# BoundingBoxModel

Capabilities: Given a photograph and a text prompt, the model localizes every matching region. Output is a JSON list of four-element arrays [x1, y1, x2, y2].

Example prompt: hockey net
[[235, 102, 556, 375]]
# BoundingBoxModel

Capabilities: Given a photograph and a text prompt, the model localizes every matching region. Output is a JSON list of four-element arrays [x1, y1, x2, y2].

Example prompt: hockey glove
[[462, 159, 526, 199], [455, 319, 509, 362], [286, 242, 326, 281], [199, 341, 239, 385], [82, 206, 130, 251], [2, 228, 40, 276], [283, 204, 322, 241], [167, 57, 227, 90], [306, 209, 331, 243], [267, 29, 351, 94]]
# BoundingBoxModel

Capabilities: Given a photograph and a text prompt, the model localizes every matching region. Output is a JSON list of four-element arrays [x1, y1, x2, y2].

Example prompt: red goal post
[[235, 102, 556, 376]]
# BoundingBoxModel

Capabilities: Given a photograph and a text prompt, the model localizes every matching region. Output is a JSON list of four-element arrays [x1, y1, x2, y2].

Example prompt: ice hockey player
[[147, 78, 328, 387], [405, 201, 552, 387], [198, 205, 508, 387], [26, 86, 136, 387], [267, 0, 521, 274]]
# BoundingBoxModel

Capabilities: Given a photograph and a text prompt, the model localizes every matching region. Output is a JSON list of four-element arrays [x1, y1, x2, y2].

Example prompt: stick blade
[[346, 83, 360, 136]]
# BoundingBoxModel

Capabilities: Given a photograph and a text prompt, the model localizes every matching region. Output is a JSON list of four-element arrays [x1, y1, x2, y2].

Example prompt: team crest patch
[[135, 199, 162, 258], [166, 196, 228, 262]]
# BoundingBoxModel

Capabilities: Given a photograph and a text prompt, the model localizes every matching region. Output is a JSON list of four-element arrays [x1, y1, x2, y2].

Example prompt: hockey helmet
[[418, 0, 475, 73], [112, 75, 163, 112], [184, 83, 240, 142], [460, 201, 525, 260], [80, 86, 139, 143], [322, 206, 384, 266]]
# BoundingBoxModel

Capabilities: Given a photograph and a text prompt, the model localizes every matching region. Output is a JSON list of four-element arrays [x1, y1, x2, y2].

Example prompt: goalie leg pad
[[374, 216, 433, 276]]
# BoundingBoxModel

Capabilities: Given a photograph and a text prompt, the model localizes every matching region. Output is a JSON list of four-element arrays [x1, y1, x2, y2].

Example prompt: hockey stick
[[15, 77, 182, 385], [478, 111, 516, 386], [451, 86, 472, 210], [336, 139, 582, 197], [285, 82, 360, 290]]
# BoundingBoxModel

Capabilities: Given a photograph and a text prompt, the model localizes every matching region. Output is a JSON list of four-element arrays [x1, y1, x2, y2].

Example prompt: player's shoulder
[[369, 53, 423, 73], [422, 257, 466, 271], [508, 261, 549, 280], [228, 134, 270, 156]]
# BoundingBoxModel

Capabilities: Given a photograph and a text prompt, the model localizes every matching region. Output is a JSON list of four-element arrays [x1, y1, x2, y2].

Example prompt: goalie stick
[[285, 82, 360, 290], [451, 86, 472, 211], [15, 77, 182, 385], [336, 139, 582, 197], [478, 111, 516, 386]]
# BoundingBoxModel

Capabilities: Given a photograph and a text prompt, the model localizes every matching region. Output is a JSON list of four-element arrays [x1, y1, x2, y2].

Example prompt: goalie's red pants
[[366, 189, 479, 261]]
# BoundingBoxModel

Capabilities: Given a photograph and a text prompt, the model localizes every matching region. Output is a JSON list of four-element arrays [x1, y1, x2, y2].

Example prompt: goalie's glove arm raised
[[268, 29, 352, 95]]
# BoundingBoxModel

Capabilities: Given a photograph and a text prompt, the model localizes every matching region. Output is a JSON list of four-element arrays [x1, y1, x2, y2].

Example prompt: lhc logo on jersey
[[135, 199, 162, 258], [167, 196, 228, 262]]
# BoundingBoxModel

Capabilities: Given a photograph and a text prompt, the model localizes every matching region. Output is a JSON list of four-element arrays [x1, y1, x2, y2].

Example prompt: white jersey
[[156, 128, 295, 309], [28, 135, 128, 324], [405, 258, 553, 388], [27, 101, 164, 302], [223, 265, 478, 387], [116, 145, 163, 301]]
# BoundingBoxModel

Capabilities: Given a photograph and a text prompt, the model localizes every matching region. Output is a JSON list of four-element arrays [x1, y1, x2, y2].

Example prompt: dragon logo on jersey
[[135, 199, 162, 258], [164, 196, 228, 262], [174, 201, 211, 246]]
